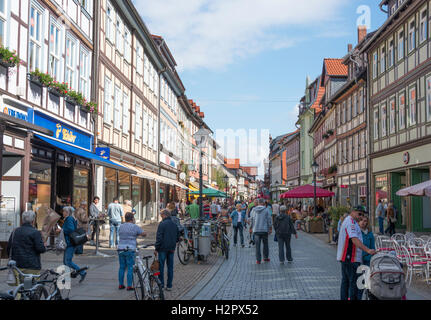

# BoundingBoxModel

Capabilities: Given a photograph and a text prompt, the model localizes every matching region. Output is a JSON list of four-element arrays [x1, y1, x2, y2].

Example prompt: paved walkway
[[189, 230, 430, 300]]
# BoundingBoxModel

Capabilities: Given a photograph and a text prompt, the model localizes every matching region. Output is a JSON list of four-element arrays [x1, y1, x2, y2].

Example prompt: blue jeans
[[340, 261, 361, 300], [63, 246, 85, 275], [110, 221, 121, 247], [118, 250, 135, 287], [378, 216, 384, 234], [158, 251, 174, 288], [233, 223, 244, 245]]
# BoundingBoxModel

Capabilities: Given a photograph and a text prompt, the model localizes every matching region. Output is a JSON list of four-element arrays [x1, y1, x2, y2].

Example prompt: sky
[[132, 0, 388, 177]]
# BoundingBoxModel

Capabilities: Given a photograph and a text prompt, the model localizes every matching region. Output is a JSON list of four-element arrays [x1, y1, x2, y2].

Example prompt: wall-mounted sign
[[3, 105, 28, 121], [33, 111, 92, 151], [95, 147, 110, 160], [403, 152, 410, 165], [160, 152, 177, 169]]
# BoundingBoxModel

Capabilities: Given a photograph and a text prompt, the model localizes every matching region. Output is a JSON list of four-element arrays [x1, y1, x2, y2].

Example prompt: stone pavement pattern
[[189, 230, 430, 300], [0, 222, 222, 300]]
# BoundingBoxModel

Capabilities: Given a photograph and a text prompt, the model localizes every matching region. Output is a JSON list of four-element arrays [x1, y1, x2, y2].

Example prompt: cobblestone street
[[188, 230, 430, 300]]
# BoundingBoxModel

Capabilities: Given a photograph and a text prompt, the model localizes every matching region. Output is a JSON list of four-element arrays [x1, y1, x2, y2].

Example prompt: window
[[79, 109, 88, 128], [398, 30, 405, 60], [122, 92, 129, 134], [338, 142, 342, 165], [359, 89, 364, 113], [352, 93, 357, 118], [106, 1, 113, 40], [65, 35, 77, 89], [49, 20, 61, 80], [116, 15, 123, 53], [149, 63, 154, 91], [388, 39, 394, 68], [81, 0, 91, 13], [135, 43, 143, 74], [148, 113, 153, 149], [373, 52, 378, 79], [29, 4, 43, 72], [389, 99, 396, 134], [408, 20, 416, 52], [426, 76, 431, 121], [399, 93, 406, 130], [374, 109, 379, 140], [409, 87, 416, 126], [342, 101, 346, 123], [104, 77, 112, 123], [143, 110, 148, 146], [144, 55, 149, 85], [124, 27, 131, 62], [79, 48, 90, 99], [420, 10, 428, 44], [380, 46, 386, 73], [114, 86, 121, 130], [347, 97, 351, 122], [0, 0, 6, 46], [135, 103, 142, 140], [153, 117, 158, 150], [336, 104, 340, 126], [381, 104, 387, 137]]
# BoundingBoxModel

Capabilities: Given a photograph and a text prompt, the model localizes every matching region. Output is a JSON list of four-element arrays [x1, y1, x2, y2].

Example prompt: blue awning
[[34, 134, 136, 174]]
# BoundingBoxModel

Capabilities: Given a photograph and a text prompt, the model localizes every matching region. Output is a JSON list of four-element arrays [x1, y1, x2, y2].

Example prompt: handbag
[[70, 227, 88, 246]]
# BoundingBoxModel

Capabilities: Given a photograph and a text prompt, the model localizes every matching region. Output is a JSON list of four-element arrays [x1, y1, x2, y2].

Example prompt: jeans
[[63, 246, 85, 275], [385, 221, 396, 236], [158, 251, 174, 288], [340, 261, 361, 300], [118, 250, 135, 287], [110, 221, 121, 247], [378, 216, 384, 234], [254, 232, 269, 262], [233, 223, 244, 245], [277, 234, 292, 262]]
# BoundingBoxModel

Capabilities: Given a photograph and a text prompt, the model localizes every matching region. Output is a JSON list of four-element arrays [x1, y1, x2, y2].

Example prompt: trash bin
[[201, 223, 211, 237], [198, 236, 211, 257]]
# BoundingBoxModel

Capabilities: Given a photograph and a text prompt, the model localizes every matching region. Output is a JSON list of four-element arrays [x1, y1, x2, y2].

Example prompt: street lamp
[[193, 127, 211, 219], [311, 161, 319, 217]]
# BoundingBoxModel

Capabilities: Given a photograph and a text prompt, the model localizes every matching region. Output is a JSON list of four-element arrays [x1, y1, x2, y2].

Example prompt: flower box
[[27, 73, 46, 87], [48, 86, 65, 97], [0, 60, 15, 68]]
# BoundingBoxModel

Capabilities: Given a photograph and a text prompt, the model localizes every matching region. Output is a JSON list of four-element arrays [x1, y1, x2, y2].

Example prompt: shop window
[[104, 168, 117, 209], [29, 161, 52, 230], [73, 168, 89, 210], [375, 174, 388, 205], [119, 171, 131, 204]]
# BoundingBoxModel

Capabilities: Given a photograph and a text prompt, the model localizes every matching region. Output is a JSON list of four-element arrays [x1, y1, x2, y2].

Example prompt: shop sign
[[160, 152, 177, 169], [3, 105, 28, 121], [403, 152, 410, 165], [95, 147, 110, 160], [34, 111, 92, 151]]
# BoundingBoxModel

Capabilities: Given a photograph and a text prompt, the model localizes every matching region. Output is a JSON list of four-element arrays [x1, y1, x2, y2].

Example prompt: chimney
[[358, 25, 367, 44], [348, 44, 353, 53]]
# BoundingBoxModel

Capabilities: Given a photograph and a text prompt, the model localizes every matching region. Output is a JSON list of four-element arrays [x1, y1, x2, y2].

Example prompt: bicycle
[[132, 243, 164, 300], [214, 220, 230, 259], [177, 218, 207, 265]]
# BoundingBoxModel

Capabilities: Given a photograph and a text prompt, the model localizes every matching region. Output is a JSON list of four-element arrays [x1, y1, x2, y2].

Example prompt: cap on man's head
[[352, 205, 368, 214]]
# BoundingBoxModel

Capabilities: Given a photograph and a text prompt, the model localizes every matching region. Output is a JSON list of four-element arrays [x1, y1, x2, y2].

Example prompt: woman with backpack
[[62, 207, 87, 283]]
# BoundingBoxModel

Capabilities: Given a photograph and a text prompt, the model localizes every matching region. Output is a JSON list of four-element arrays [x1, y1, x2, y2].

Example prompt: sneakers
[[165, 287, 172, 291], [79, 272, 87, 283], [126, 286, 134, 291], [287, 260, 293, 263], [119, 285, 125, 290], [264, 258, 270, 262], [256, 260, 261, 264]]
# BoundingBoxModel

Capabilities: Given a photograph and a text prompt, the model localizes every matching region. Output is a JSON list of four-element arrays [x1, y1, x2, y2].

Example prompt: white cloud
[[133, 0, 346, 71]]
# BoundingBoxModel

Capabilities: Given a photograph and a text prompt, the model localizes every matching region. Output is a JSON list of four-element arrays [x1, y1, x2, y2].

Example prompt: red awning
[[280, 184, 335, 199]]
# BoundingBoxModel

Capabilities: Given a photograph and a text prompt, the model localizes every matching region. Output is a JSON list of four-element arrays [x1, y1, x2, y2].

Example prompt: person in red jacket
[[203, 199, 211, 220]]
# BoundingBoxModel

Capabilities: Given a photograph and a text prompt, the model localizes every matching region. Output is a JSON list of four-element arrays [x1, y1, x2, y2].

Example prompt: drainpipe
[[366, 53, 372, 229]]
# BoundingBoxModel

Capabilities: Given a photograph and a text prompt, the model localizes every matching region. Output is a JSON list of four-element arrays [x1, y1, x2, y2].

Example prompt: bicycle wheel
[[222, 237, 229, 260], [132, 267, 145, 300], [30, 285, 49, 300], [149, 276, 164, 300], [210, 239, 217, 253], [177, 239, 191, 265]]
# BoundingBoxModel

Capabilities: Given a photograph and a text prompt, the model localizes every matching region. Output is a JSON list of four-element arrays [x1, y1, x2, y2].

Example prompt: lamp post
[[193, 127, 211, 219], [311, 161, 319, 217]]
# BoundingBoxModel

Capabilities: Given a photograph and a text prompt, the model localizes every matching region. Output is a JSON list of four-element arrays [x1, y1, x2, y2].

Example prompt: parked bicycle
[[177, 218, 207, 265], [132, 243, 164, 300], [213, 220, 229, 260]]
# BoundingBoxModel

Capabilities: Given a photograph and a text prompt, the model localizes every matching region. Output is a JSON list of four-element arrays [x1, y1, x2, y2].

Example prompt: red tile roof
[[224, 158, 240, 169], [310, 84, 325, 113], [324, 58, 348, 76]]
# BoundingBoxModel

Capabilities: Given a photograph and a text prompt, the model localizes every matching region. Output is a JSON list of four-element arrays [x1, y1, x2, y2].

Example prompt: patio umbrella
[[280, 184, 335, 199], [189, 188, 227, 198], [396, 180, 431, 197]]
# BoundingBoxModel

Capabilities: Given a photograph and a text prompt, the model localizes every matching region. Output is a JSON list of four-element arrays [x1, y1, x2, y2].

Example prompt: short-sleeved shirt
[[118, 223, 144, 250], [336, 216, 363, 263]]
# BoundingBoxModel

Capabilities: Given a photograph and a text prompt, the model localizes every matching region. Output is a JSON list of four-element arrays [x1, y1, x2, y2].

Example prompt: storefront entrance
[[391, 171, 407, 230], [411, 169, 431, 232]]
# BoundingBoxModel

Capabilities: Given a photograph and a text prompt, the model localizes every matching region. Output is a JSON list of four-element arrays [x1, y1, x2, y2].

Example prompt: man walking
[[108, 198, 124, 248], [272, 201, 280, 216], [187, 199, 200, 219], [375, 200, 385, 235], [89, 196, 101, 246], [230, 203, 246, 247], [250, 198, 272, 264], [274, 205, 297, 264], [155, 209, 179, 291], [337, 206, 376, 300]]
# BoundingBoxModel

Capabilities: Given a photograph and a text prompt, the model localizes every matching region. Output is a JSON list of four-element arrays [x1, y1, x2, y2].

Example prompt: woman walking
[[357, 215, 375, 300]]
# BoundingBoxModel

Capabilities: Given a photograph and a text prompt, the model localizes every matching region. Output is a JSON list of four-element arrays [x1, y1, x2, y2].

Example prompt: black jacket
[[274, 214, 296, 236], [7, 223, 46, 270], [155, 216, 179, 252]]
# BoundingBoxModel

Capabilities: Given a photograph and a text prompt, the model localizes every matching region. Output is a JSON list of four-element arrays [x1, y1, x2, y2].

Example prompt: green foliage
[[328, 206, 350, 229], [216, 169, 227, 191], [29, 69, 53, 86], [50, 81, 69, 95], [0, 46, 21, 66], [67, 89, 86, 106]]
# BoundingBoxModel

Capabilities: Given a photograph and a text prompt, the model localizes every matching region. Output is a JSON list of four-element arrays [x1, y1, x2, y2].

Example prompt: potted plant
[[49, 81, 68, 97], [65, 89, 86, 106], [0, 46, 21, 68], [28, 69, 53, 87], [84, 101, 98, 114]]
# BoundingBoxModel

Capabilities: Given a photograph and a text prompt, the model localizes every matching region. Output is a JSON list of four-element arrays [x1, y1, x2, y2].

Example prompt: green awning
[[189, 188, 228, 198]]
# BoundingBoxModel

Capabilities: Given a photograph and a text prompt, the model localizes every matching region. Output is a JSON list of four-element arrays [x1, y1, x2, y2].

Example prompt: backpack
[[369, 252, 406, 300]]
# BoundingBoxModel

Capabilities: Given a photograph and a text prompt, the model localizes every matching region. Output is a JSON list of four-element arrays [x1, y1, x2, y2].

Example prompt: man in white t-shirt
[[272, 202, 280, 216], [337, 206, 376, 300]]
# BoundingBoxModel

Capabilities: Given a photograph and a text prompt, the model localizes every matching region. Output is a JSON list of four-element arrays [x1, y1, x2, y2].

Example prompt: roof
[[224, 158, 240, 169], [310, 83, 325, 113], [324, 58, 348, 77]]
